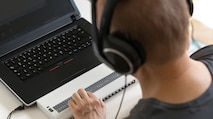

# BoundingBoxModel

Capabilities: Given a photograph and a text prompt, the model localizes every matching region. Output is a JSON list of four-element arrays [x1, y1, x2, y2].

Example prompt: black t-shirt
[[126, 45, 213, 119]]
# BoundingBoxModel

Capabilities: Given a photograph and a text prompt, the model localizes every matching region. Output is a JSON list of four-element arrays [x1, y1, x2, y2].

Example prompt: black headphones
[[92, 0, 194, 74], [187, 0, 194, 16]]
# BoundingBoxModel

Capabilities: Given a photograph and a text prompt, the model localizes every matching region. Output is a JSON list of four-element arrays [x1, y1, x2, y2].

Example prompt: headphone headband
[[91, 0, 193, 74], [92, 0, 120, 51]]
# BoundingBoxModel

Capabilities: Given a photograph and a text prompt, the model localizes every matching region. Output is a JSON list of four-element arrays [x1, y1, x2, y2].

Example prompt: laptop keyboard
[[4, 26, 92, 81]]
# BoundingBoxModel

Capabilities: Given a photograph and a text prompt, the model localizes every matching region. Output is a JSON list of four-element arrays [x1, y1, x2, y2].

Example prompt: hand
[[68, 88, 106, 119]]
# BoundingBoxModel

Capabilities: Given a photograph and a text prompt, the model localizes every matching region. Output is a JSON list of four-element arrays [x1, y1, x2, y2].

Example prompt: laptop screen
[[0, 0, 77, 57]]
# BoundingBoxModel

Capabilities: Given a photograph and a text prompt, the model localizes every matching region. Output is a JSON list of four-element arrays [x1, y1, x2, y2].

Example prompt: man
[[68, 0, 213, 119]]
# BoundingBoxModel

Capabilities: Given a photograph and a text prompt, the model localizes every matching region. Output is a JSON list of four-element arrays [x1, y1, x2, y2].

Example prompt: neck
[[134, 52, 211, 103]]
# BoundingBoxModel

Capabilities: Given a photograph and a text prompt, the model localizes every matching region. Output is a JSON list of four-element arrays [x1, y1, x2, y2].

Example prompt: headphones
[[187, 0, 194, 16], [92, 0, 194, 74]]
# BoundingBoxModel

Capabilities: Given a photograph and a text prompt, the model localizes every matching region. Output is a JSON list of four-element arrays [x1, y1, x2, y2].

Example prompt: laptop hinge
[[70, 14, 80, 22]]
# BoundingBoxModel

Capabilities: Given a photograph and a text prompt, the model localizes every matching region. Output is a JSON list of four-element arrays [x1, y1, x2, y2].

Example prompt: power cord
[[7, 104, 25, 119], [115, 74, 127, 119]]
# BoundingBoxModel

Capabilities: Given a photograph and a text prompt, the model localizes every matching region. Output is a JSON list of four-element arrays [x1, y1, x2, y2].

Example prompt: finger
[[68, 99, 76, 108], [87, 91, 98, 99], [99, 98, 105, 108], [72, 92, 82, 102], [77, 88, 89, 99]]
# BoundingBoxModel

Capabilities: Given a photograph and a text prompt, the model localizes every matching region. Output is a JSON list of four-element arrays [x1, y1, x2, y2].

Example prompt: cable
[[7, 104, 25, 119], [115, 74, 127, 119]]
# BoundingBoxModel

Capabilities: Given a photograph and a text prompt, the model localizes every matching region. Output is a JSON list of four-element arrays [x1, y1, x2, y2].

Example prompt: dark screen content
[[0, 0, 75, 57], [0, 0, 47, 41]]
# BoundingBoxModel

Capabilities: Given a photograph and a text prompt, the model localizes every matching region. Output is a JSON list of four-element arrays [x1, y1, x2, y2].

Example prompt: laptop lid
[[0, 0, 80, 57]]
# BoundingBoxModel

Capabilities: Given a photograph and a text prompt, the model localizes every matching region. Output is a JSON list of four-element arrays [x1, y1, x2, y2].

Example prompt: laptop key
[[4, 26, 92, 81]]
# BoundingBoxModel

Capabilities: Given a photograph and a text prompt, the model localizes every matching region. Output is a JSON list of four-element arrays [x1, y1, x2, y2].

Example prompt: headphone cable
[[115, 74, 127, 119]]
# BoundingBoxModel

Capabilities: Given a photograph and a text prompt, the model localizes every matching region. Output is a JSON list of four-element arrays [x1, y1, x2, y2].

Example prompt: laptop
[[0, 0, 136, 118]]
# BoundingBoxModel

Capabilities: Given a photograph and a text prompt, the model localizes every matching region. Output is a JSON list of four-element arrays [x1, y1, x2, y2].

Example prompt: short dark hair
[[110, 0, 191, 65]]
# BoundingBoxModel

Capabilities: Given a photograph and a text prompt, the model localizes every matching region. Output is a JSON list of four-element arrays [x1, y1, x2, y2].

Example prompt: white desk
[[0, 0, 142, 119]]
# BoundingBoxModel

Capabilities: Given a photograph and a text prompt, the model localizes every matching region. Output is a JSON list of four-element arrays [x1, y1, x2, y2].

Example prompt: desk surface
[[1, 0, 212, 119]]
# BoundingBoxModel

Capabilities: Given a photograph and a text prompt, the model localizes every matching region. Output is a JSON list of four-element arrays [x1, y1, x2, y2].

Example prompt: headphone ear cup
[[102, 33, 145, 74], [187, 0, 194, 16]]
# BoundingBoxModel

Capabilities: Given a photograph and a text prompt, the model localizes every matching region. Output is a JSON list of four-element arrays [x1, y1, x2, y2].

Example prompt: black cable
[[115, 74, 127, 119], [7, 104, 25, 119]]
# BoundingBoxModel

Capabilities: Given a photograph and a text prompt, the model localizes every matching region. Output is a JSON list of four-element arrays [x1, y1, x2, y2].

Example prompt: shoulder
[[190, 45, 213, 73], [126, 99, 164, 119], [190, 45, 213, 59], [125, 100, 146, 119], [127, 95, 213, 119]]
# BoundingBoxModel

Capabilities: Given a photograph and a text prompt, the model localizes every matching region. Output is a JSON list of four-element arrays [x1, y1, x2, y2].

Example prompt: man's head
[[94, 0, 191, 72]]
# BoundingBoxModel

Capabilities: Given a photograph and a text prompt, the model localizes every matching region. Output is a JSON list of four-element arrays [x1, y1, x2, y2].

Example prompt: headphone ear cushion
[[187, 0, 194, 16], [102, 32, 145, 74]]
